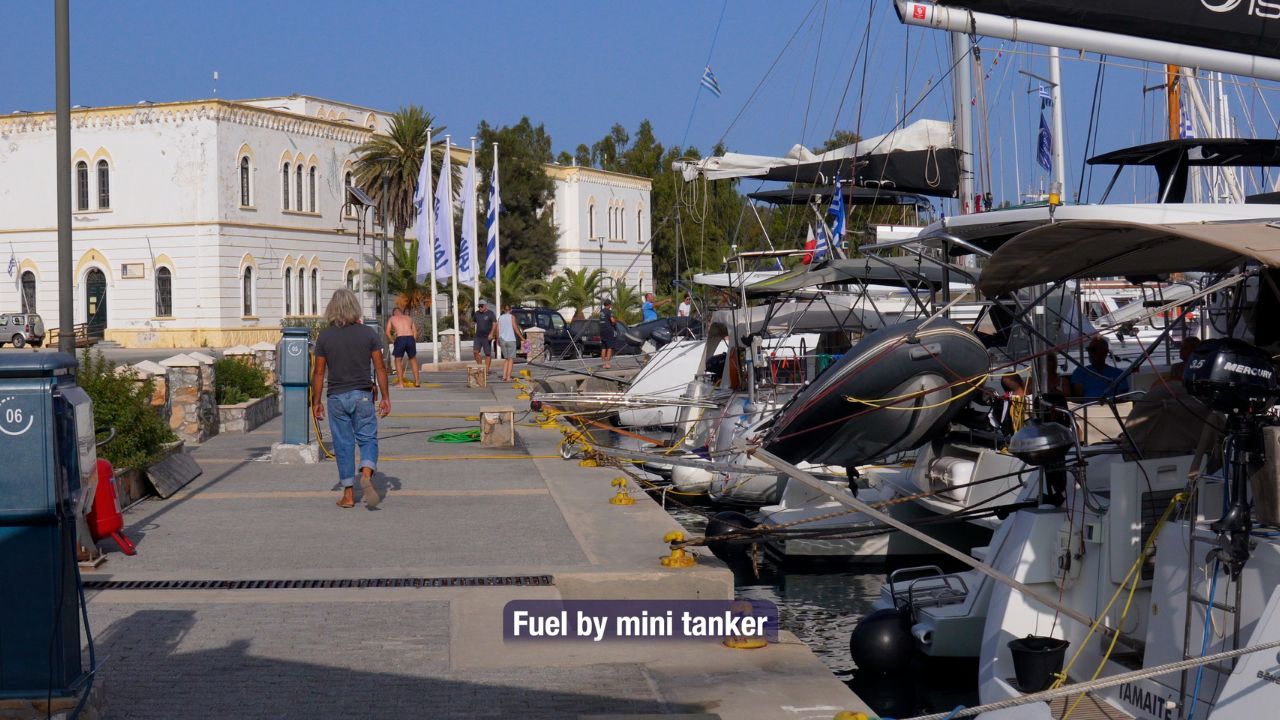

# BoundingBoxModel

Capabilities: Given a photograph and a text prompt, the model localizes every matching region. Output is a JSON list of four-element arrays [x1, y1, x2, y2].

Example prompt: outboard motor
[[1184, 338, 1280, 576], [762, 318, 990, 468]]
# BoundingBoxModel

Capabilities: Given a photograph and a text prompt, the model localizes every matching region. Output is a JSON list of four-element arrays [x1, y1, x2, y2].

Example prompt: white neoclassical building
[[0, 94, 653, 348], [546, 164, 653, 292]]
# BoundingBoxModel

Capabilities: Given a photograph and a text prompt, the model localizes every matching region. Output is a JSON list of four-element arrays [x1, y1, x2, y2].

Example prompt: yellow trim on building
[[105, 327, 282, 349]]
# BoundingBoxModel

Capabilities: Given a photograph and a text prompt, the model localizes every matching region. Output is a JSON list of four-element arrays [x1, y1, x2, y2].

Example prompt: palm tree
[[609, 279, 643, 325], [537, 267, 604, 321], [352, 106, 445, 241], [363, 238, 435, 315], [477, 259, 537, 309]]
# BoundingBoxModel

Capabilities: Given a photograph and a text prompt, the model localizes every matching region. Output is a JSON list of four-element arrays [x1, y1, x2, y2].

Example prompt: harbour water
[[669, 506, 981, 718]]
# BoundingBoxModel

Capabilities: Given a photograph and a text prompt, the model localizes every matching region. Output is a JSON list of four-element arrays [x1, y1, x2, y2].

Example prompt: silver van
[[0, 313, 46, 348]]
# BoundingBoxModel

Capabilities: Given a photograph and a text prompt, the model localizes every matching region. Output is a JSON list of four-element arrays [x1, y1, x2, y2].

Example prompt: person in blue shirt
[[1070, 337, 1130, 399], [641, 292, 669, 322]]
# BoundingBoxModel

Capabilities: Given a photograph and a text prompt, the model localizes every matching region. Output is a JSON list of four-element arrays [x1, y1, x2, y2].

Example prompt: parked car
[[568, 318, 631, 357], [0, 313, 45, 348], [511, 307, 573, 359]]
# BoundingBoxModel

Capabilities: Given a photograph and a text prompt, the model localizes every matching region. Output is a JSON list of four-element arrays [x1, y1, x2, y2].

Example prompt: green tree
[[609, 279, 643, 325], [536, 267, 603, 320], [812, 130, 862, 154], [352, 106, 446, 241], [475, 117, 559, 277], [555, 150, 573, 165], [573, 144, 592, 167], [364, 238, 435, 315]]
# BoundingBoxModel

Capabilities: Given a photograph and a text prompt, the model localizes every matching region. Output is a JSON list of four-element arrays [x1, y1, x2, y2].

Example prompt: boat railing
[[887, 565, 970, 614]]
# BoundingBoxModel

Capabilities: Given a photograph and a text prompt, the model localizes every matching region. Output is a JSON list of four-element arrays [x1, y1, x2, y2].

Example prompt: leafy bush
[[77, 349, 176, 470], [214, 358, 273, 405], [281, 316, 328, 340]]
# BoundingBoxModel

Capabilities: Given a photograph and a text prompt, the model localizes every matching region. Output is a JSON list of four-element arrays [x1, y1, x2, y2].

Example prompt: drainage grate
[[83, 575, 554, 591]]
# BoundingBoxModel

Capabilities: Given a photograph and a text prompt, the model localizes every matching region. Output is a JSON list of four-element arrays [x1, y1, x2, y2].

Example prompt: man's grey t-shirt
[[314, 323, 380, 397], [473, 309, 496, 339]]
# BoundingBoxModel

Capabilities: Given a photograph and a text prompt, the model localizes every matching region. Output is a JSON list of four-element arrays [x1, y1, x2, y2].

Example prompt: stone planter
[[218, 393, 279, 433]]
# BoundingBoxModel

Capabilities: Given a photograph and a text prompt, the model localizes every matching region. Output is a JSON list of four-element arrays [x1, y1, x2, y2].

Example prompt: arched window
[[308, 166, 317, 212], [296, 266, 306, 315], [242, 267, 255, 316], [20, 271, 36, 313], [346, 269, 355, 290], [636, 209, 642, 243], [155, 267, 173, 317], [76, 161, 89, 211], [588, 202, 596, 239], [282, 163, 291, 210], [295, 165, 303, 211], [310, 268, 319, 314], [240, 156, 251, 206], [97, 160, 110, 209], [284, 267, 293, 316]]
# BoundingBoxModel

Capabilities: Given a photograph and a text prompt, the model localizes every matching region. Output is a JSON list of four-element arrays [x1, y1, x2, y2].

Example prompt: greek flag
[[457, 151, 478, 289], [413, 140, 433, 282], [432, 139, 454, 281], [485, 153, 500, 281], [827, 181, 845, 243], [700, 66, 722, 98], [1181, 106, 1195, 140], [5, 250, 14, 278], [1038, 85, 1052, 106], [1036, 113, 1053, 173]]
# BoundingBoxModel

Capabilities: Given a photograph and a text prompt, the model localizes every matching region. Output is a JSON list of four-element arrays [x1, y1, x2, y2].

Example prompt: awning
[[977, 219, 1280, 295], [745, 256, 970, 297], [674, 119, 960, 197]]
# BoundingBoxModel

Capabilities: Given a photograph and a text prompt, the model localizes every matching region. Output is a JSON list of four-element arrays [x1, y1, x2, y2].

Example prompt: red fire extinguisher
[[86, 458, 137, 555]]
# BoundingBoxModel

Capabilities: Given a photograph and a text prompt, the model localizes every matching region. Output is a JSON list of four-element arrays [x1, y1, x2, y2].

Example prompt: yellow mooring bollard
[[659, 531, 697, 568], [609, 477, 636, 505]]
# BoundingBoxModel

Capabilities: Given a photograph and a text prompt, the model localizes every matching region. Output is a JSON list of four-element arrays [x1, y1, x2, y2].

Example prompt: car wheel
[[11, 335, 24, 349]]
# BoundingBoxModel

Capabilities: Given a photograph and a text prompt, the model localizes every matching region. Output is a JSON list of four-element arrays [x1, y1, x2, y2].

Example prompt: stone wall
[[218, 393, 279, 433], [159, 353, 218, 444]]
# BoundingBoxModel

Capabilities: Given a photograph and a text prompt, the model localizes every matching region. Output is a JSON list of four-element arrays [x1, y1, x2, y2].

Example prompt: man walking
[[599, 298, 617, 370], [472, 299, 497, 374], [313, 288, 391, 509], [385, 307, 420, 388], [496, 302, 525, 382]]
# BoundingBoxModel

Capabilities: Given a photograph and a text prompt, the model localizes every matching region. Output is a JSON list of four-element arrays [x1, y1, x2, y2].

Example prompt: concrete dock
[[83, 369, 870, 719]]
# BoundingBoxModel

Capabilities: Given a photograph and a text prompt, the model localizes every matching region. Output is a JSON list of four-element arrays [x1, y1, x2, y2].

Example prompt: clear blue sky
[[4, 1, 1279, 210]]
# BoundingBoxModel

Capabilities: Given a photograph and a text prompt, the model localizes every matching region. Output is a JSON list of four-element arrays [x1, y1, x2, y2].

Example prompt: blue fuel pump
[[0, 352, 92, 698], [278, 326, 312, 446]]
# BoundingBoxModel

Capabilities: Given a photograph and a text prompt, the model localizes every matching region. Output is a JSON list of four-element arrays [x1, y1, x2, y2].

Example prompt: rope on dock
[[899, 638, 1280, 720]]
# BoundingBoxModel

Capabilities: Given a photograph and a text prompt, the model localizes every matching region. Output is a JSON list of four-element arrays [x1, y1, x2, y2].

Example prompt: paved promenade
[[83, 369, 868, 719]]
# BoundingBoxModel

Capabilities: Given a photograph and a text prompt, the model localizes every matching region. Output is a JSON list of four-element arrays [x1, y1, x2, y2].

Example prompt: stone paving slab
[[78, 370, 866, 718]]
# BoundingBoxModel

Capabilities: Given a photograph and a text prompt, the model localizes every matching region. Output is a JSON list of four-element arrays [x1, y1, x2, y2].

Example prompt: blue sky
[[4, 1, 1279, 211]]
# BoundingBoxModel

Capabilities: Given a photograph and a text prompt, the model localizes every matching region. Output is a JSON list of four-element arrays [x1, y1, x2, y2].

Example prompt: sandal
[[336, 497, 355, 508]]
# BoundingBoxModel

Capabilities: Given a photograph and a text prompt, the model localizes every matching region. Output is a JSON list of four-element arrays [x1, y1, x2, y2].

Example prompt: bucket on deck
[[1008, 635, 1068, 692]]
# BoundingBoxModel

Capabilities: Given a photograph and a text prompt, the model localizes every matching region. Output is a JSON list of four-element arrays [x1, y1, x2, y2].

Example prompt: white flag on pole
[[457, 151, 478, 289], [413, 140, 433, 282], [432, 140, 454, 281]]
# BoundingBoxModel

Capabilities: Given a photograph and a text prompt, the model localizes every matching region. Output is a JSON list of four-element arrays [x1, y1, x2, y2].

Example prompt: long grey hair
[[324, 288, 363, 327]]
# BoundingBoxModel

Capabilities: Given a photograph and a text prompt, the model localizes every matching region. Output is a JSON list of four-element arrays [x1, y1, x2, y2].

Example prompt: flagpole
[[492, 143, 501, 331], [427, 128, 439, 370], [470, 136, 479, 314], [447, 136, 461, 363]]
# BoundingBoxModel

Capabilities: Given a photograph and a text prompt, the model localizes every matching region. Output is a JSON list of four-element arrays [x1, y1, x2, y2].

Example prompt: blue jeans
[[327, 389, 378, 487]]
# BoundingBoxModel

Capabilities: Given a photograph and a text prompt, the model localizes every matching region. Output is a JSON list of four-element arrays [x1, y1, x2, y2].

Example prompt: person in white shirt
[[677, 293, 692, 318], [496, 303, 524, 382]]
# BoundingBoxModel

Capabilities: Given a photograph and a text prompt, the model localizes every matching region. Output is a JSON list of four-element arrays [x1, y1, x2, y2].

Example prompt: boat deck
[[1050, 693, 1135, 720]]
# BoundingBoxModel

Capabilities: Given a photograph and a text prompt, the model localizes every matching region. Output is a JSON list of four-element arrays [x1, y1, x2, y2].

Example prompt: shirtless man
[[385, 307, 420, 388]]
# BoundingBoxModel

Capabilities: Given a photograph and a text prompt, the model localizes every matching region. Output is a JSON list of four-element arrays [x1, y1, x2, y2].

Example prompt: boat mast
[[952, 30, 975, 214], [1048, 47, 1066, 203], [1167, 65, 1181, 141]]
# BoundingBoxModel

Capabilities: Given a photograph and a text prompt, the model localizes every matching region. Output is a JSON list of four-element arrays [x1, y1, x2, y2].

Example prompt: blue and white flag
[[413, 139, 433, 282], [457, 151, 478, 289], [1036, 113, 1053, 173], [827, 181, 846, 243], [1181, 106, 1196, 140], [484, 152, 500, 281], [1038, 85, 1052, 106], [432, 139, 454, 282], [6, 249, 14, 278], [700, 66, 722, 98]]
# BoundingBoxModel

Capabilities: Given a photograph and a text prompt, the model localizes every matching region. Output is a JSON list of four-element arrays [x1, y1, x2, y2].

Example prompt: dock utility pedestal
[[0, 352, 93, 698]]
